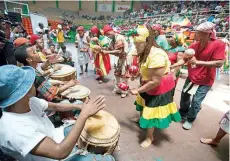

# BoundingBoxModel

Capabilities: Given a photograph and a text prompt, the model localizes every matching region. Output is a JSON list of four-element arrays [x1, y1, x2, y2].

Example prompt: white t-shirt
[[58, 49, 72, 59], [0, 97, 64, 161]]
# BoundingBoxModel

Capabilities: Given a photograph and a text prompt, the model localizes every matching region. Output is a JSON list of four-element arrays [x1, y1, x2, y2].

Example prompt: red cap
[[152, 24, 162, 32], [103, 25, 113, 35], [30, 34, 40, 45], [14, 38, 29, 48], [77, 26, 84, 31], [91, 26, 99, 34]]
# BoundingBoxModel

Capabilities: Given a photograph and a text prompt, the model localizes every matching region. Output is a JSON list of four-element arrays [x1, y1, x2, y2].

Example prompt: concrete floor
[[70, 44, 229, 161]]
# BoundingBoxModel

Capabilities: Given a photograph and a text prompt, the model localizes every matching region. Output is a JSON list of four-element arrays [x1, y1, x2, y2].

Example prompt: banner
[[171, 16, 192, 27], [98, 4, 112, 12], [115, 5, 130, 12]]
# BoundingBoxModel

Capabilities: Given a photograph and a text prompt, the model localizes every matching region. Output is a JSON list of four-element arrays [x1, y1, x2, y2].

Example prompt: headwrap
[[103, 25, 113, 35], [30, 34, 40, 45], [127, 25, 149, 43], [14, 38, 29, 48], [152, 24, 162, 32], [91, 26, 99, 34], [98, 35, 112, 47], [195, 22, 217, 39], [57, 24, 62, 29], [173, 33, 187, 46], [77, 26, 84, 31]]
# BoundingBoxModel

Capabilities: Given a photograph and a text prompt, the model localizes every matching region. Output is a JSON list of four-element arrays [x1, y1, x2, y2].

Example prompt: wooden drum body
[[78, 110, 120, 155], [51, 64, 76, 81]]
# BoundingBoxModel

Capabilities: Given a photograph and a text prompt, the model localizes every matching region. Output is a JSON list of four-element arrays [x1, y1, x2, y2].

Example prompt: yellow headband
[[133, 25, 149, 43]]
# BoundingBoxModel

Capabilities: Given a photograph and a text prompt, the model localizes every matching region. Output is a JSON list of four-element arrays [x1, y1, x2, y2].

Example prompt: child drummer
[[103, 25, 130, 98]]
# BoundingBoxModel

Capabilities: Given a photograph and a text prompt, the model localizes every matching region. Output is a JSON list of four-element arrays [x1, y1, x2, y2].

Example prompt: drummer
[[14, 44, 79, 102], [58, 45, 74, 67], [0, 65, 114, 161], [46, 43, 58, 55]]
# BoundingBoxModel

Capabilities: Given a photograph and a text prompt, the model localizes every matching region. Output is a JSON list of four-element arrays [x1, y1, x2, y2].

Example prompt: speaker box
[[8, 12, 22, 23]]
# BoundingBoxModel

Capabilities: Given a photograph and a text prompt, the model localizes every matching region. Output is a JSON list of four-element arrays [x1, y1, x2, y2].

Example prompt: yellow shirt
[[57, 30, 64, 43], [140, 47, 170, 81]]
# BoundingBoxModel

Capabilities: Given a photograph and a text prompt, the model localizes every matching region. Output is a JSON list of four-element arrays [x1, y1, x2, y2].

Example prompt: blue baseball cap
[[0, 65, 35, 108]]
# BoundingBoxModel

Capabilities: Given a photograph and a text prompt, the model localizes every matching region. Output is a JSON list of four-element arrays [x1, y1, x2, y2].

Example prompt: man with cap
[[171, 22, 226, 130], [0, 65, 115, 161], [75, 26, 90, 75], [103, 24, 129, 98]]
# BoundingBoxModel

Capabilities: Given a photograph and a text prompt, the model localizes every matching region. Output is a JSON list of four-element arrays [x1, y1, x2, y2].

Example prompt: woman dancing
[[129, 25, 181, 148], [90, 26, 111, 84]]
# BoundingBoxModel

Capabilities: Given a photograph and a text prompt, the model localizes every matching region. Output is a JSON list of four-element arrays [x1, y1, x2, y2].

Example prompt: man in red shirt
[[171, 22, 225, 130]]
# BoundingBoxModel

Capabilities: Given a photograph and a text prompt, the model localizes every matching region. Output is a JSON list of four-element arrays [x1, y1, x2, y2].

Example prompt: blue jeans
[[179, 78, 211, 123], [63, 125, 115, 161]]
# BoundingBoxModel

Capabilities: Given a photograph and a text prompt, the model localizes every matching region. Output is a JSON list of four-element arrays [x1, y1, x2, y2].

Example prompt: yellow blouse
[[140, 47, 170, 81]]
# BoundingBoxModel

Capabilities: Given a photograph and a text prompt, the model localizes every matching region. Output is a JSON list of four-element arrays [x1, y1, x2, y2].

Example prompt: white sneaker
[[182, 121, 193, 130]]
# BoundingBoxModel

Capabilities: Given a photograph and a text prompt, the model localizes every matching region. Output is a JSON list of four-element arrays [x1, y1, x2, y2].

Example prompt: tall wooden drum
[[51, 64, 76, 81], [78, 110, 120, 155]]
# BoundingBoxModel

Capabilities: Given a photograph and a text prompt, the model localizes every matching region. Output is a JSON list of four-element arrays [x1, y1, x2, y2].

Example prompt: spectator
[[0, 29, 17, 66], [58, 45, 74, 66]]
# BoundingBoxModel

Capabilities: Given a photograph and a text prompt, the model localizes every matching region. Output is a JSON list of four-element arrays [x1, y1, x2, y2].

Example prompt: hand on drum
[[53, 65, 62, 72], [81, 96, 106, 117], [47, 54, 61, 63], [67, 80, 80, 87]]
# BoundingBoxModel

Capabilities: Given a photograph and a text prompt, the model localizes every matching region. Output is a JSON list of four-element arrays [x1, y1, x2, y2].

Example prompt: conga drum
[[78, 110, 120, 155], [59, 85, 91, 120], [51, 64, 76, 81]]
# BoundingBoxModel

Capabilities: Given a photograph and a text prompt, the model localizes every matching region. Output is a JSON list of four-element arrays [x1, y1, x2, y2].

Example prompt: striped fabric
[[94, 52, 111, 77], [135, 90, 181, 129]]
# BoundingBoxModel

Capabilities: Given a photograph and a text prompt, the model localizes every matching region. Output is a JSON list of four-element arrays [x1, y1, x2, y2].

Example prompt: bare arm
[[136, 67, 165, 93], [31, 96, 105, 160], [171, 59, 186, 69], [102, 50, 122, 56], [58, 80, 79, 94], [31, 113, 87, 159], [47, 101, 82, 112], [195, 60, 225, 68]]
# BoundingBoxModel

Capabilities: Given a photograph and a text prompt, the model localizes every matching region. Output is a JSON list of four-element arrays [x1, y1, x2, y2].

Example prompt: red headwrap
[[152, 24, 162, 32], [91, 26, 99, 34], [30, 34, 40, 45], [77, 26, 84, 31], [103, 25, 113, 35]]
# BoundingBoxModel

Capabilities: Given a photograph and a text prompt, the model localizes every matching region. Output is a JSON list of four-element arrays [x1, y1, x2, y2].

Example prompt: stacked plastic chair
[[22, 17, 33, 35]]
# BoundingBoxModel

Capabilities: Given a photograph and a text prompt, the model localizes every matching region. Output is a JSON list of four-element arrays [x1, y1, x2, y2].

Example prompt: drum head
[[61, 85, 91, 99], [80, 110, 120, 145], [51, 64, 75, 77]]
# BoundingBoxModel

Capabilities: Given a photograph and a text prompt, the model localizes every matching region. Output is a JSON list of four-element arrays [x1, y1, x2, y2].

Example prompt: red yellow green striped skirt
[[135, 74, 181, 129], [94, 52, 111, 77]]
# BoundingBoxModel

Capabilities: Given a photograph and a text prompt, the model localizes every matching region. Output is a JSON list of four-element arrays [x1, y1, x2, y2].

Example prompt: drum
[[59, 85, 90, 120], [51, 64, 76, 81], [61, 85, 91, 99], [78, 110, 120, 155]]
